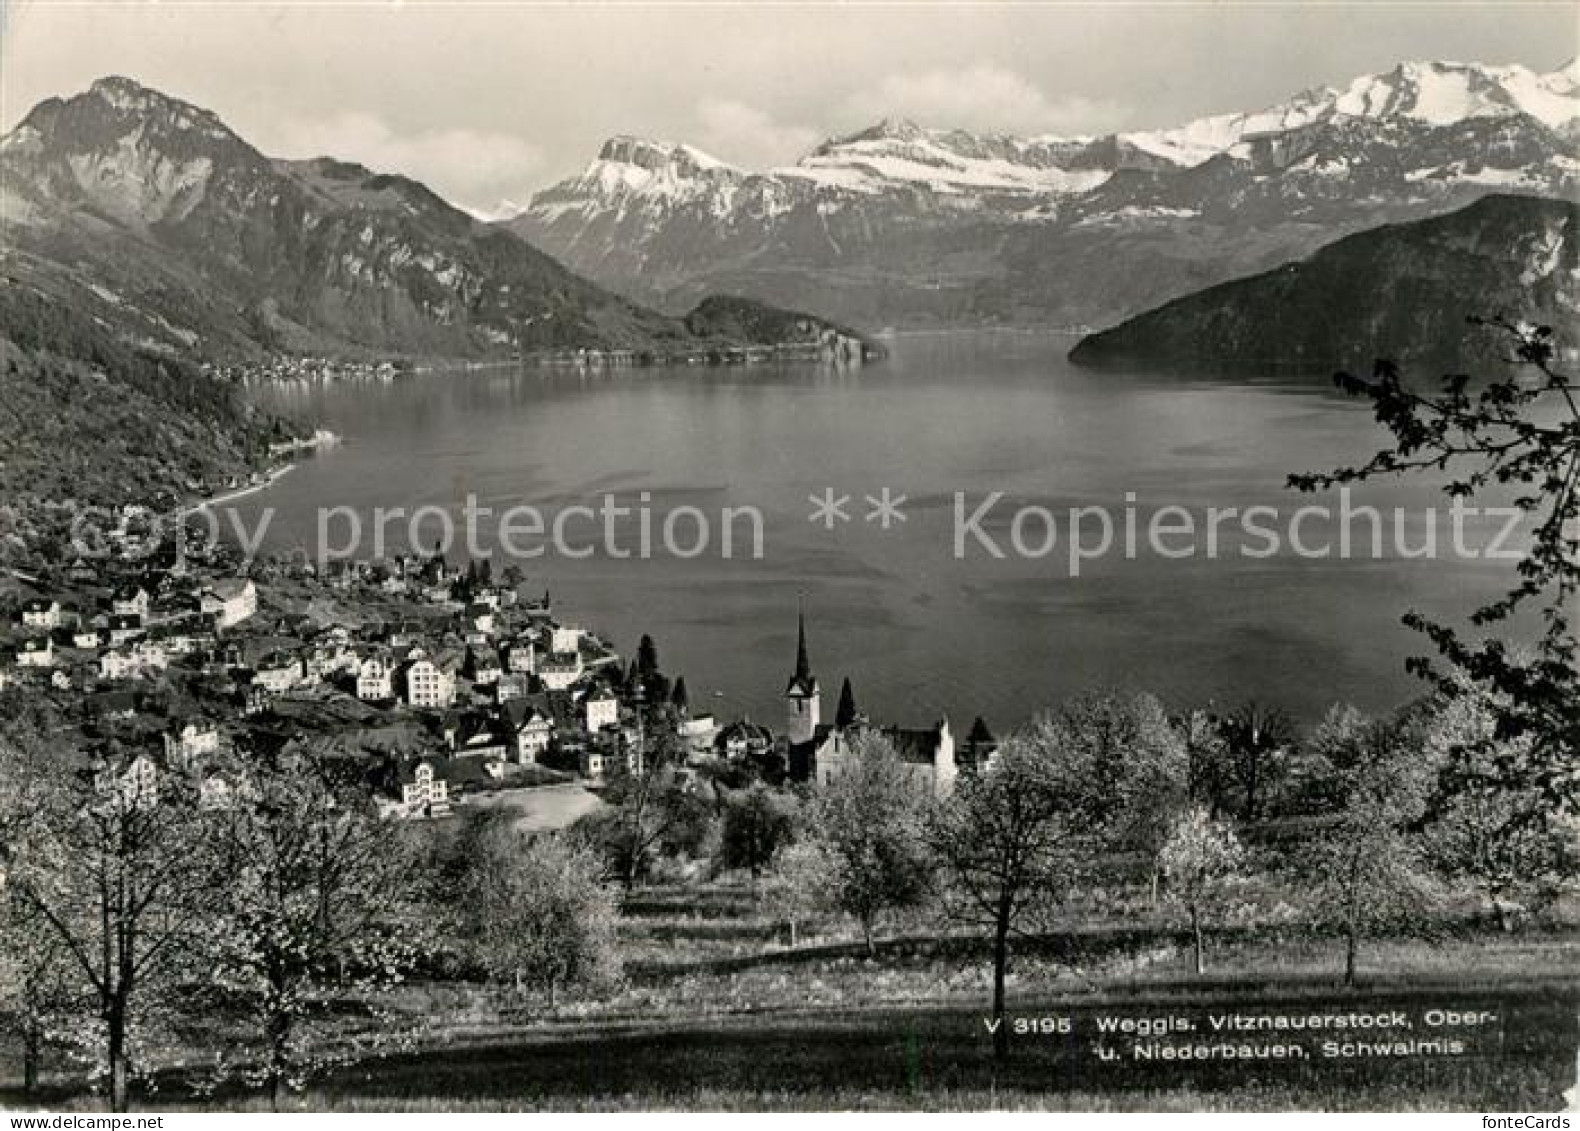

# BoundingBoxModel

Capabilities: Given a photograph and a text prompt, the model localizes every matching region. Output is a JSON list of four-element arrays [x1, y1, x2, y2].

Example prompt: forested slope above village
[[0, 285, 301, 540]]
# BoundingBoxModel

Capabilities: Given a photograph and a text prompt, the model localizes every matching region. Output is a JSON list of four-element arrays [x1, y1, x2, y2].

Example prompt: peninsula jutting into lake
[[0, 2, 1577, 1116]]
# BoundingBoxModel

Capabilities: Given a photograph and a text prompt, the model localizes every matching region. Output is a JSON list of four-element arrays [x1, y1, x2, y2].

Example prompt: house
[[579, 744, 611, 781], [237, 682, 272, 716], [550, 625, 584, 654], [466, 603, 497, 636], [164, 720, 220, 764], [16, 636, 54, 669], [715, 718, 773, 761], [151, 625, 197, 658], [462, 646, 503, 687], [538, 651, 582, 691], [580, 733, 642, 782], [390, 757, 452, 819], [450, 713, 514, 762], [20, 598, 63, 630], [98, 644, 141, 679], [199, 578, 257, 628], [153, 592, 201, 624], [304, 643, 354, 682], [493, 672, 530, 704], [513, 706, 554, 762], [131, 638, 170, 672], [680, 714, 719, 757], [584, 688, 619, 732], [93, 748, 164, 807], [356, 654, 394, 701], [254, 653, 304, 693], [402, 654, 454, 709], [111, 583, 152, 619], [118, 750, 163, 805], [506, 640, 536, 675], [73, 624, 105, 650]]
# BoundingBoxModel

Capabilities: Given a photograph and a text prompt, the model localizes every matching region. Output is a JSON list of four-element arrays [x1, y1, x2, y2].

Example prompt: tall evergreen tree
[[637, 634, 660, 677], [835, 677, 858, 729]]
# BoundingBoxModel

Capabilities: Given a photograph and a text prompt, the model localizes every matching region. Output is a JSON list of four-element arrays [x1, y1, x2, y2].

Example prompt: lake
[[235, 331, 1523, 734]]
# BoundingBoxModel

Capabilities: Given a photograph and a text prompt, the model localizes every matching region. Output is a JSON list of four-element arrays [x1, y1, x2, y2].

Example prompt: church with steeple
[[782, 607, 965, 796], [784, 609, 821, 745]]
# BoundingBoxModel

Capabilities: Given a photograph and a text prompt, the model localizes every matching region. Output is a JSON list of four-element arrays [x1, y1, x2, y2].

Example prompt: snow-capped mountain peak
[[1332, 59, 1578, 129], [525, 135, 746, 224], [596, 135, 737, 175], [1120, 58, 1580, 167], [510, 55, 1578, 331]]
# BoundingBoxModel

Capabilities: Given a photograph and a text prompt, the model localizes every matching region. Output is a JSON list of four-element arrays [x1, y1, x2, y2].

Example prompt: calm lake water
[[236, 331, 1520, 733]]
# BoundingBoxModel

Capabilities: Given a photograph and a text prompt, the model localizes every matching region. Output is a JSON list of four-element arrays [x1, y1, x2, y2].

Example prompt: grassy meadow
[[5, 878, 1577, 1112]]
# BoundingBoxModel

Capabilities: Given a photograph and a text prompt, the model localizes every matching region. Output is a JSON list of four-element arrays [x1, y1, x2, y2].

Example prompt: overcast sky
[[2, 2, 1574, 216]]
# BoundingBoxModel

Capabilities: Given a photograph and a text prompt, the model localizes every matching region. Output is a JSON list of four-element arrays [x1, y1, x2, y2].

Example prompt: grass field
[[5, 879, 1578, 1112]]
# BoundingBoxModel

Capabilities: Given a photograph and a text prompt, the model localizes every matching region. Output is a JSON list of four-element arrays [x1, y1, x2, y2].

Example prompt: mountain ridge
[[1066, 193, 1579, 373], [0, 76, 871, 362], [509, 58, 1579, 329]]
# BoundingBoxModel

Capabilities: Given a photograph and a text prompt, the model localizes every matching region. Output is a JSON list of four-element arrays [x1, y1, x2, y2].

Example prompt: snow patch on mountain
[[1117, 59, 1579, 168]]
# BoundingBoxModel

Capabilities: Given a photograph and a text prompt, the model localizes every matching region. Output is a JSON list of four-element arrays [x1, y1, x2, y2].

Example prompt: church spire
[[785, 600, 819, 699], [794, 606, 811, 684]]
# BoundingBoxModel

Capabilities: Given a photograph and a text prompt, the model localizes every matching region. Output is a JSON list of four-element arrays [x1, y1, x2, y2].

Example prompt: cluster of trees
[[740, 686, 1574, 1059], [0, 717, 622, 1111]]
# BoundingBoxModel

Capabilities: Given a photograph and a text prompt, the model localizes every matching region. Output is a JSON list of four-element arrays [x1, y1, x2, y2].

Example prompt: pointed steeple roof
[[785, 606, 819, 698]]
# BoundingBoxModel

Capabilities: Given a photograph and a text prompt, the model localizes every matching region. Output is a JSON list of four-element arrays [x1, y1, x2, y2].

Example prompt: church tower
[[784, 608, 821, 745]]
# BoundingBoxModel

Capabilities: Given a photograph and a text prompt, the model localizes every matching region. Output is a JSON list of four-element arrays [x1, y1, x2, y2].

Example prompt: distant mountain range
[[0, 77, 864, 361], [1067, 193, 1578, 373], [1, 62, 1575, 365], [509, 59, 1579, 329]]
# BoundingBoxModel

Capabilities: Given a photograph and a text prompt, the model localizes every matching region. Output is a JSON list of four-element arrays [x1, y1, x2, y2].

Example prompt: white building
[[403, 657, 454, 709], [585, 690, 619, 732], [99, 648, 140, 681], [132, 639, 170, 672], [357, 655, 394, 701], [111, 585, 151, 619], [20, 599, 63, 630], [16, 637, 54, 669], [164, 722, 220, 764], [254, 655, 303, 693], [515, 709, 554, 762], [550, 625, 584, 655], [506, 640, 536, 675], [391, 759, 450, 819], [539, 651, 583, 691]]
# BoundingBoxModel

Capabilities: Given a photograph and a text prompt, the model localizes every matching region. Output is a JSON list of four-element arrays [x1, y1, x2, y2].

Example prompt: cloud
[[263, 111, 545, 217], [692, 98, 820, 169], [844, 64, 1127, 136]]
